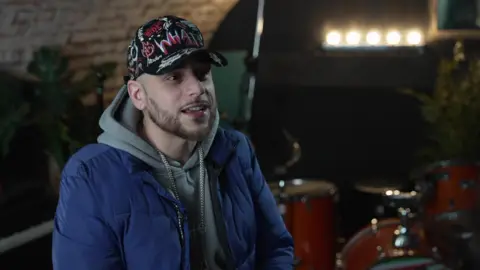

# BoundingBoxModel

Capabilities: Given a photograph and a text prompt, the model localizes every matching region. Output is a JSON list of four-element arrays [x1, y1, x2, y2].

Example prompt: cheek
[[150, 95, 178, 113], [205, 85, 216, 101]]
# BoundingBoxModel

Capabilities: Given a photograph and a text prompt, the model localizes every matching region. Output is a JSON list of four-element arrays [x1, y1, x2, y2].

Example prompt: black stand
[[95, 71, 106, 115]]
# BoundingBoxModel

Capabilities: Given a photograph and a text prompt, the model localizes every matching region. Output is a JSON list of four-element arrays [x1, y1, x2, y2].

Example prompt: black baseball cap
[[126, 15, 228, 81]]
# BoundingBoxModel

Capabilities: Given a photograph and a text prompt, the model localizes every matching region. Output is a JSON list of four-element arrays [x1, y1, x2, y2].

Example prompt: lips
[[181, 102, 210, 113]]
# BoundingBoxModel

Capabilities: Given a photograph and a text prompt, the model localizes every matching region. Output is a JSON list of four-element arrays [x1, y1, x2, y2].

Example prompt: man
[[52, 15, 294, 270]]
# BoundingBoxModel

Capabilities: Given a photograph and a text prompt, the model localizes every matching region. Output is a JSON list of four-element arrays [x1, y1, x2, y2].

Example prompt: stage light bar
[[326, 31, 341, 45], [406, 30, 423, 45], [323, 29, 425, 48], [366, 31, 381, 45], [386, 31, 401, 45]]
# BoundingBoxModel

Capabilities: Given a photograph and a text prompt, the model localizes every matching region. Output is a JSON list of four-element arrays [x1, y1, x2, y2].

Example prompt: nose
[[184, 73, 205, 97]]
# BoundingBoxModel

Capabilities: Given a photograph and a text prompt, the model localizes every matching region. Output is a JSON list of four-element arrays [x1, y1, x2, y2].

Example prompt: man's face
[[128, 57, 217, 141]]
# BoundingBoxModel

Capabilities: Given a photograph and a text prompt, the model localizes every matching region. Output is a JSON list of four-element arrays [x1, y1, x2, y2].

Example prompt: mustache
[[180, 92, 214, 110], [180, 100, 213, 110]]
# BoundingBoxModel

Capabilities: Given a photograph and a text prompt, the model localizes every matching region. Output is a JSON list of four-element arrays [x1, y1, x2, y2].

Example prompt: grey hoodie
[[97, 86, 224, 270]]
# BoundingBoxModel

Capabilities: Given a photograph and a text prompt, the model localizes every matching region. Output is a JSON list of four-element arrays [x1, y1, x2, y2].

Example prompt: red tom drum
[[270, 179, 338, 270], [415, 161, 480, 222]]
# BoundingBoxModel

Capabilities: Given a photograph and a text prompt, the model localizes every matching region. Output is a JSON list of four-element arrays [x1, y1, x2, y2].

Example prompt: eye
[[164, 73, 181, 82], [195, 69, 211, 81], [198, 72, 210, 81]]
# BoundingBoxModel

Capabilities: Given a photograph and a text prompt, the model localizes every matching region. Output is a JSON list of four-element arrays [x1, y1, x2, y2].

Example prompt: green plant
[[401, 51, 480, 162], [0, 71, 30, 159], [26, 46, 117, 168]]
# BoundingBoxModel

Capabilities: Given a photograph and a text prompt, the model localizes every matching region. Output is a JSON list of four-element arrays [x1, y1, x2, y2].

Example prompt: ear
[[127, 80, 147, 110]]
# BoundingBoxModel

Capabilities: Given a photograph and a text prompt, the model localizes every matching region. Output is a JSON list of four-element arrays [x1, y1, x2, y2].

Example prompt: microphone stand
[[240, 2, 303, 267], [234, 0, 265, 134]]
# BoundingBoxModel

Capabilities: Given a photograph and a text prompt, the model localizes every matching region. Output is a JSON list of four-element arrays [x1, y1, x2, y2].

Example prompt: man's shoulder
[[216, 127, 250, 147], [62, 143, 126, 178], [214, 128, 253, 155], [60, 144, 135, 217], [214, 128, 253, 168]]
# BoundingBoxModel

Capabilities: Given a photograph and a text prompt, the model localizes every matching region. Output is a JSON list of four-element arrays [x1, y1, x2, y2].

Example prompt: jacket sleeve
[[52, 164, 124, 270], [244, 137, 295, 269]]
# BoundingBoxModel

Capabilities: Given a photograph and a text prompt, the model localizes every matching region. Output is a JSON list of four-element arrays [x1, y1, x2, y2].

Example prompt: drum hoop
[[411, 159, 480, 180], [354, 185, 403, 194], [270, 179, 337, 198], [281, 191, 337, 201], [371, 256, 438, 269], [434, 210, 472, 221], [282, 179, 336, 188], [340, 218, 400, 258]]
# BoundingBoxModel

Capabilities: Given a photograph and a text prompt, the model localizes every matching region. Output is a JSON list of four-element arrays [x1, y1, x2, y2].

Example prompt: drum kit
[[268, 161, 479, 270], [233, 3, 479, 268]]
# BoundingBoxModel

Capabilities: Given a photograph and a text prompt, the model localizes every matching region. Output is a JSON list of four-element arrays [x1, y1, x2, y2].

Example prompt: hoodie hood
[[97, 85, 219, 171]]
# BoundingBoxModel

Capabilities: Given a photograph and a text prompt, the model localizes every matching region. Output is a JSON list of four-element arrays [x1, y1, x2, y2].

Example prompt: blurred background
[[2, 0, 480, 269]]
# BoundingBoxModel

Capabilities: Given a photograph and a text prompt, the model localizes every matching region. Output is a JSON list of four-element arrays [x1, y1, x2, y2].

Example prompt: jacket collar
[[121, 128, 240, 174]]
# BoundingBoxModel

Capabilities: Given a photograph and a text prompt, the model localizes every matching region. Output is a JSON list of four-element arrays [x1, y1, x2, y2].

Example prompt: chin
[[187, 124, 210, 134], [179, 122, 210, 137], [183, 129, 211, 141]]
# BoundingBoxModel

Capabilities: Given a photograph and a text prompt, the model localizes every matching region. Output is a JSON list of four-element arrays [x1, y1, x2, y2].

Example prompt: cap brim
[[146, 48, 228, 76]]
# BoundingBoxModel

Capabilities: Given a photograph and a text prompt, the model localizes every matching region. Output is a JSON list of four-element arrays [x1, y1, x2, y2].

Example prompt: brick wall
[[0, 0, 237, 101]]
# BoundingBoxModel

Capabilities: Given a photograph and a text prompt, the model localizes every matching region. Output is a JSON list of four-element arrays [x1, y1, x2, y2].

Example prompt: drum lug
[[376, 246, 386, 259], [431, 246, 442, 260], [370, 218, 379, 233], [278, 203, 287, 216], [293, 256, 302, 267], [301, 196, 312, 212], [335, 253, 343, 269], [460, 179, 475, 189]]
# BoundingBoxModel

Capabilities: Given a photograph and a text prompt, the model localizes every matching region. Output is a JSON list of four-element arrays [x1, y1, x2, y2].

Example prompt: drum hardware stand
[[272, 130, 302, 218], [382, 191, 422, 252], [376, 245, 386, 260], [277, 180, 288, 218], [372, 206, 423, 262], [273, 129, 302, 176], [392, 207, 421, 250]]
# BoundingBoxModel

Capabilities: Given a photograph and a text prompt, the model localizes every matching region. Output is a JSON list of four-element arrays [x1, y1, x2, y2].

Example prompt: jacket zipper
[[164, 192, 187, 269], [208, 144, 237, 270], [143, 176, 187, 267]]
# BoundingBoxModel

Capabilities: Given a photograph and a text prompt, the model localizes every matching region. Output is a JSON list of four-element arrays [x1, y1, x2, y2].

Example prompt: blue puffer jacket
[[52, 128, 294, 270]]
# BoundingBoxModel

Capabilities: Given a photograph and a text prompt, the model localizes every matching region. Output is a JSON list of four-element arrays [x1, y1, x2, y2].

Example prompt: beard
[[145, 97, 216, 141]]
